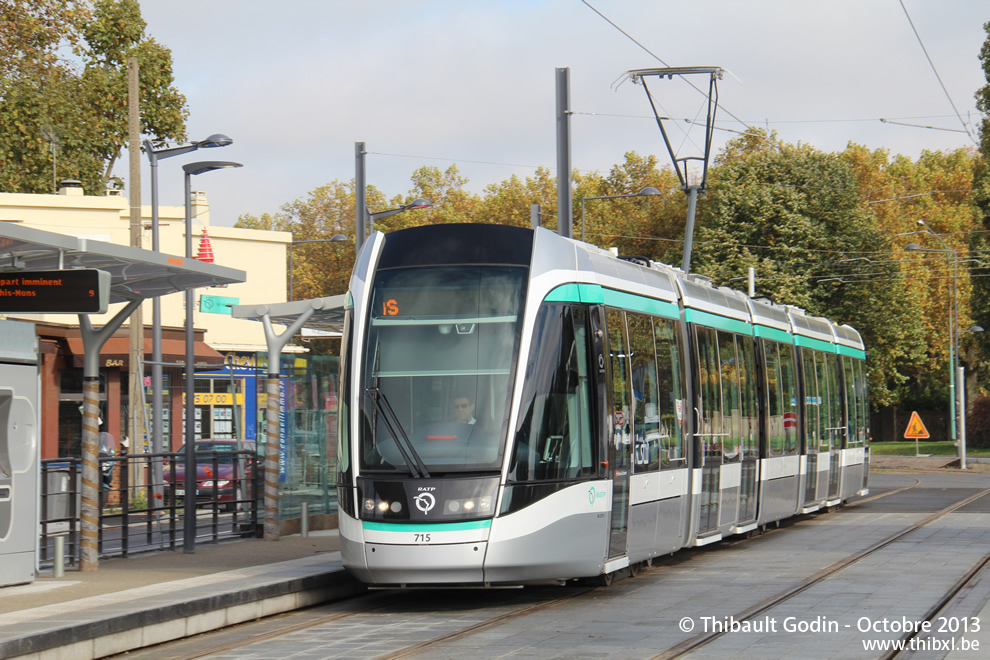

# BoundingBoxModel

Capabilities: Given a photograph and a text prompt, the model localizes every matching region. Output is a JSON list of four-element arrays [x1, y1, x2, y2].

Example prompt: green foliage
[[693, 132, 929, 407], [971, 21, 990, 400], [0, 0, 187, 195]]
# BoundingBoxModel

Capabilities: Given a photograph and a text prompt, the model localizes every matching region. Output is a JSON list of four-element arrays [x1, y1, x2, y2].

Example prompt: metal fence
[[40, 449, 261, 569]]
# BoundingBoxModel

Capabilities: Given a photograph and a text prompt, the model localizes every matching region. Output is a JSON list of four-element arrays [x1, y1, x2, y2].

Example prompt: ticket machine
[[0, 320, 39, 587]]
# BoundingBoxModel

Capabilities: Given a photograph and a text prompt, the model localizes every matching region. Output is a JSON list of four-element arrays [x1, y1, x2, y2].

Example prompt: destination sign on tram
[[0, 269, 110, 314]]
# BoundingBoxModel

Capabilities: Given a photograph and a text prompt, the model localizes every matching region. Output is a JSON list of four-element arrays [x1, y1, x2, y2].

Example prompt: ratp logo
[[588, 486, 606, 506], [414, 492, 436, 514]]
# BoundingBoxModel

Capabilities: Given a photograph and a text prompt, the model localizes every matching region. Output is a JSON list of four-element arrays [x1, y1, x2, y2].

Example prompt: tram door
[[605, 309, 632, 559], [695, 327, 722, 534]]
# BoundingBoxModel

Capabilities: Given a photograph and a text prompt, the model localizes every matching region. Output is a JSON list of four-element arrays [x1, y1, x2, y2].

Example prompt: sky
[[126, 0, 990, 228]]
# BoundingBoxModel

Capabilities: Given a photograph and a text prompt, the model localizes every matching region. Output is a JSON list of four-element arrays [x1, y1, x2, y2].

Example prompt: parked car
[[164, 440, 258, 510]]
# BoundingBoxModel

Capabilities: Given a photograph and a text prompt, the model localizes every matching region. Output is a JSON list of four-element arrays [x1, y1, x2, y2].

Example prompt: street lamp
[[906, 231, 960, 447], [368, 199, 432, 235], [181, 159, 242, 553], [288, 234, 347, 302], [580, 187, 662, 243], [354, 142, 433, 254], [143, 135, 232, 461]]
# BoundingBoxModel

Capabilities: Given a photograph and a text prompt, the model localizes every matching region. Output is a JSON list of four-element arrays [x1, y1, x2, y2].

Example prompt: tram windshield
[[359, 266, 526, 474]]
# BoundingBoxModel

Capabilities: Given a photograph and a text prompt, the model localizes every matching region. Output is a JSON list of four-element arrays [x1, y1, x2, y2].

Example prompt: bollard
[[54, 536, 65, 578], [301, 501, 309, 537]]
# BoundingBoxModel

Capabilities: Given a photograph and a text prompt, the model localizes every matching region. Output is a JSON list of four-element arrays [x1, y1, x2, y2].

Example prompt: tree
[[970, 21, 990, 404], [576, 152, 684, 263], [0, 0, 187, 195], [693, 132, 927, 407], [0, 1, 89, 79]]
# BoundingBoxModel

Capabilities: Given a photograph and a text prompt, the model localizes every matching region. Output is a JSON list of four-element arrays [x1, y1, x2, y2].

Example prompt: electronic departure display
[[0, 269, 110, 314]]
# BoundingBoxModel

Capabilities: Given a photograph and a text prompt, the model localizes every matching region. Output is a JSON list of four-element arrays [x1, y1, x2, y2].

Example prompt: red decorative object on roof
[[195, 228, 215, 263]]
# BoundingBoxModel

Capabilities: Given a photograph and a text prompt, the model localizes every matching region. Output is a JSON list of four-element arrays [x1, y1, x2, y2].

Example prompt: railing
[[40, 449, 261, 569]]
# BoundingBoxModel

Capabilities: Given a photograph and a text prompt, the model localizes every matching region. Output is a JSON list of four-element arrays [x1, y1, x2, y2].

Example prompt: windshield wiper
[[366, 386, 430, 478]]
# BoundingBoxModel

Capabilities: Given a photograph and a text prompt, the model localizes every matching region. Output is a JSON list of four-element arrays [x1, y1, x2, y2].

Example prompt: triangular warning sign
[[904, 411, 930, 439]]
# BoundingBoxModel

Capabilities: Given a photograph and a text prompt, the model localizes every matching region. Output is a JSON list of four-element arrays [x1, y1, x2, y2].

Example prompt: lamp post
[[905, 241, 956, 441], [580, 187, 662, 243], [181, 160, 242, 553], [143, 135, 232, 461], [353, 142, 432, 254], [288, 235, 347, 302]]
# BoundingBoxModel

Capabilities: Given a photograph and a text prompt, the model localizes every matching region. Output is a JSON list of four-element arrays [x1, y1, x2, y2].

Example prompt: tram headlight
[[377, 500, 390, 512], [364, 498, 375, 511], [445, 497, 492, 514]]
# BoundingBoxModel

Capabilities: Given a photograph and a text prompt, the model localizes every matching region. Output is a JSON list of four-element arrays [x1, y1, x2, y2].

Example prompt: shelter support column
[[78, 299, 142, 571], [260, 307, 316, 540]]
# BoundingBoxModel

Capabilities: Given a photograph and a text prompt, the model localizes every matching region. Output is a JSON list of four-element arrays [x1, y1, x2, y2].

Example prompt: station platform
[[1, 455, 988, 660], [0, 530, 362, 660]]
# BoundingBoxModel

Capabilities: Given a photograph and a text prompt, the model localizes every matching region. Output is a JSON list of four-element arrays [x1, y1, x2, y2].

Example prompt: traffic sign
[[904, 411, 930, 439], [0, 269, 110, 313]]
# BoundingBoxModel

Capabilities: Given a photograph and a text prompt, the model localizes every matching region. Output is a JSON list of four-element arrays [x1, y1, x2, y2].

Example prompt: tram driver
[[452, 392, 477, 425]]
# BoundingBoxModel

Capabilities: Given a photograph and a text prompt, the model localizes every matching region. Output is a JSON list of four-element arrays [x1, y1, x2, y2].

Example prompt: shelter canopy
[[232, 295, 346, 334], [0, 222, 245, 302]]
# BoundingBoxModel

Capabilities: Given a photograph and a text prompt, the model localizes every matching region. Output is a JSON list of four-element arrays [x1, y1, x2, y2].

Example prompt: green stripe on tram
[[684, 308, 752, 335], [362, 520, 493, 533], [544, 284, 679, 319], [837, 344, 866, 359], [754, 324, 793, 344], [794, 334, 835, 353]]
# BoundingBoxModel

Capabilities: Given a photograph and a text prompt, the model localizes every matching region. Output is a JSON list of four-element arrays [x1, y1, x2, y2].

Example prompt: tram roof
[[0, 221, 245, 302]]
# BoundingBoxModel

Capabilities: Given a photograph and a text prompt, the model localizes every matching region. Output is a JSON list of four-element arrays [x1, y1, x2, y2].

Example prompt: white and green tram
[[336, 223, 869, 586]]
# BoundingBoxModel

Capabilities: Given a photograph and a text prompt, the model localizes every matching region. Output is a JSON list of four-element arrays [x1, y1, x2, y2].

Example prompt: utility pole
[[128, 57, 145, 464]]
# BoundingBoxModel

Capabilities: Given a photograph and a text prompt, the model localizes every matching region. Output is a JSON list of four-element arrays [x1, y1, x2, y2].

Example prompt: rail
[[39, 448, 261, 569]]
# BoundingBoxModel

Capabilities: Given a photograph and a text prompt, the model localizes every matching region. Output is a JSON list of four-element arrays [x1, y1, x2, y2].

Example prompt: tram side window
[[825, 353, 843, 448], [857, 359, 869, 445], [779, 341, 798, 454], [654, 317, 687, 468], [737, 336, 759, 460], [802, 349, 821, 454], [718, 331, 742, 462], [511, 304, 596, 482], [695, 326, 723, 444], [607, 308, 633, 474], [843, 357, 868, 448], [627, 312, 661, 472], [764, 340, 797, 457]]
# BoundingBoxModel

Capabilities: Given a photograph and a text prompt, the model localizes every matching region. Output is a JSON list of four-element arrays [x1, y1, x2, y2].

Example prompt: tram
[[336, 223, 869, 586]]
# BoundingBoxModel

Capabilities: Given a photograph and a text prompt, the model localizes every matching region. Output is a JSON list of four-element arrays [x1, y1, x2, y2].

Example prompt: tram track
[[884, 551, 990, 659], [118, 584, 596, 660], [118, 477, 929, 660], [653, 483, 990, 659]]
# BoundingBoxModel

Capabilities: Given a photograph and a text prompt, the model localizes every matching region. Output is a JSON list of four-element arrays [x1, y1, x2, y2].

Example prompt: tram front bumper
[[365, 541, 488, 585]]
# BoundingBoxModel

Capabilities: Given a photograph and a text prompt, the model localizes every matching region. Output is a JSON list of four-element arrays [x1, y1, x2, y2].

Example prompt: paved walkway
[[0, 530, 362, 659]]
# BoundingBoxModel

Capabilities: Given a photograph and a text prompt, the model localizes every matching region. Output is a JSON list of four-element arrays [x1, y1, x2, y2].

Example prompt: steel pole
[[355, 142, 366, 256], [555, 67, 573, 238], [958, 365, 967, 469], [183, 172, 197, 553], [681, 185, 700, 274], [148, 146, 165, 509]]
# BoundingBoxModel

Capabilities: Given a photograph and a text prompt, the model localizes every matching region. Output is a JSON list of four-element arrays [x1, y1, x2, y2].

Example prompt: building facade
[[1, 184, 339, 522]]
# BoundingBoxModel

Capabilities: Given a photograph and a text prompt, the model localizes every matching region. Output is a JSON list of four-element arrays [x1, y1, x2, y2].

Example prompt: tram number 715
[[414, 533, 432, 543]]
